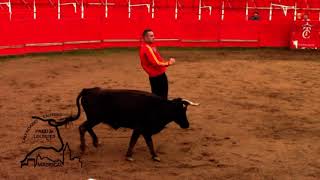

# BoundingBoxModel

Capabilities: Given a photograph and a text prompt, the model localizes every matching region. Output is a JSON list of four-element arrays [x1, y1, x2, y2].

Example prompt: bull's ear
[[171, 98, 186, 108], [171, 98, 183, 103]]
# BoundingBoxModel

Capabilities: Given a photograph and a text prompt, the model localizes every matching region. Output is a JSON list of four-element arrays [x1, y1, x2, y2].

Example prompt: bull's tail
[[54, 88, 88, 126], [33, 88, 89, 127]]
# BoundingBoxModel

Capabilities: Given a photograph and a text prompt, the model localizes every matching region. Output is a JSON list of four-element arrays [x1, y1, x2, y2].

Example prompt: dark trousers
[[149, 73, 168, 99]]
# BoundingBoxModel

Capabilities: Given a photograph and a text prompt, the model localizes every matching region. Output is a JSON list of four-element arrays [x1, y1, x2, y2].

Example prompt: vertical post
[[221, 1, 224, 21], [175, 0, 178, 19], [294, 3, 297, 21], [282, 6, 287, 16], [198, 0, 201, 21], [105, 0, 108, 18], [58, 0, 61, 19], [128, 0, 131, 18], [245, 0, 248, 21], [151, 0, 154, 18], [33, 0, 36, 20], [81, 0, 84, 19], [8, 0, 12, 20], [269, 3, 272, 21]]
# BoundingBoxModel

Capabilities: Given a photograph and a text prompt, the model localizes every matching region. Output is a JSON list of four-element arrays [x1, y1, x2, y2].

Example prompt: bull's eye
[[182, 104, 187, 108]]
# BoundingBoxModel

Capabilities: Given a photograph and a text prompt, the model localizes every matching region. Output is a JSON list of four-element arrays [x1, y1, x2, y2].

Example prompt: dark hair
[[142, 29, 152, 37]]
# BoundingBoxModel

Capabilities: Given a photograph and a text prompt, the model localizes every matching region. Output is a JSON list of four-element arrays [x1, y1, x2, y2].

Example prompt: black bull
[[48, 87, 199, 162]]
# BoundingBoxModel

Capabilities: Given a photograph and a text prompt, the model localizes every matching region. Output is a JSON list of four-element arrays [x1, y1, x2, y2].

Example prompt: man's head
[[142, 29, 155, 44], [250, 11, 260, 21]]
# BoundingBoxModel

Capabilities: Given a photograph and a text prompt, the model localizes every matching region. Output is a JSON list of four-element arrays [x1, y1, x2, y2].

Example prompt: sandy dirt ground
[[0, 48, 319, 180]]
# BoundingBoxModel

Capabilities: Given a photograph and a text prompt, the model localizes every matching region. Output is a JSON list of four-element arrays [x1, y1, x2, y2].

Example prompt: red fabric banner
[[0, 0, 319, 56]]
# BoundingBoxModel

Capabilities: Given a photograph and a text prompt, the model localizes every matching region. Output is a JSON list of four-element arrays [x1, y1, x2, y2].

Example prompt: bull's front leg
[[142, 134, 160, 162], [125, 130, 140, 161]]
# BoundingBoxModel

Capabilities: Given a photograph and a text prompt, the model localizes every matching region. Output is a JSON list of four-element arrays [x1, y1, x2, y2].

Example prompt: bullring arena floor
[[0, 48, 319, 179]]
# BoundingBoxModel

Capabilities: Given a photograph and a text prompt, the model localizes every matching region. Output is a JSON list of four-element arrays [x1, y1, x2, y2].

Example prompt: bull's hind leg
[[125, 130, 141, 161], [79, 119, 100, 152], [79, 121, 88, 152], [86, 120, 100, 148], [87, 128, 99, 147]]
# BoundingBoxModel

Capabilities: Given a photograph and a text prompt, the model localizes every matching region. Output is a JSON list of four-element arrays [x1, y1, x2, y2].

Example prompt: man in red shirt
[[139, 29, 175, 99]]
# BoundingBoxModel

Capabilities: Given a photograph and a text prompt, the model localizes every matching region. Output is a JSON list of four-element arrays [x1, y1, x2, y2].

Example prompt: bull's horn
[[182, 99, 200, 106]]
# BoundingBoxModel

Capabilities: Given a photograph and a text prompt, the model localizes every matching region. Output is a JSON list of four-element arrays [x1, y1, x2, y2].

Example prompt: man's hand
[[168, 58, 176, 65]]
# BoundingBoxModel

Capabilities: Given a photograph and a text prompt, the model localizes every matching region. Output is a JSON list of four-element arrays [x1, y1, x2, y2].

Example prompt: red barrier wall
[[0, 0, 320, 56]]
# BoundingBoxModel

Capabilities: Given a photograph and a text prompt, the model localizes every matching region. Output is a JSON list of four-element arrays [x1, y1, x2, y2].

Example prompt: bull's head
[[171, 98, 200, 129]]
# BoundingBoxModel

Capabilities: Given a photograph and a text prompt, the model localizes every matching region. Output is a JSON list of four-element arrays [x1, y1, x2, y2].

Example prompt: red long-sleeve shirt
[[139, 42, 169, 77]]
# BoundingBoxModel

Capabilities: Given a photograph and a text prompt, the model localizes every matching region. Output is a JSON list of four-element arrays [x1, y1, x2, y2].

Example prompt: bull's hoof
[[126, 156, 134, 162], [93, 141, 99, 148], [80, 144, 86, 152], [152, 156, 161, 162]]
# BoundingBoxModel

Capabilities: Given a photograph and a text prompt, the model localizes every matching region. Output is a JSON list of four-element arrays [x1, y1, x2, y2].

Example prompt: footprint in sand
[[47, 70, 61, 79], [243, 167, 260, 173], [180, 147, 192, 153], [8, 79, 18, 87], [201, 152, 211, 158], [179, 141, 192, 153], [208, 158, 219, 164]]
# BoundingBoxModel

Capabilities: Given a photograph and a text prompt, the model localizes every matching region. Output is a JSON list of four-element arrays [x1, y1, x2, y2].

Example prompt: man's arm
[[144, 45, 172, 66]]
